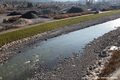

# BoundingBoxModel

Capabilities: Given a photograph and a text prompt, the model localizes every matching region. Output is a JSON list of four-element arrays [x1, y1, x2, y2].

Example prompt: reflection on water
[[1, 18, 120, 80]]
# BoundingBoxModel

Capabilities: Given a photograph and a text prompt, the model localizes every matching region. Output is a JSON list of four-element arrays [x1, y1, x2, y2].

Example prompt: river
[[0, 18, 120, 80]]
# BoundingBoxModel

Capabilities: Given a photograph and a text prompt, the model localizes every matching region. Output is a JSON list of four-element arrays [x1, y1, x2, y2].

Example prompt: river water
[[0, 18, 120, 80]]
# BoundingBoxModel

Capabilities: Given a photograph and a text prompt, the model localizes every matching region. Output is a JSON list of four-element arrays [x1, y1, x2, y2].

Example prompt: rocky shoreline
[[31, 27, 120, 80], [1, 14, 120, 63], [83, 46, 119, 80]]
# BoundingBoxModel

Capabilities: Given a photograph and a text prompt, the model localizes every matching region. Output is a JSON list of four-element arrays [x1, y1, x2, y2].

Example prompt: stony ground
[[31, 27, 120, 80]]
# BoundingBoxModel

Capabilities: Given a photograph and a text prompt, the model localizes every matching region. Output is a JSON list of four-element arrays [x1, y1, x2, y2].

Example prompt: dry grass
[[53, 11, 93, 19], [99, 50, 120, 78]]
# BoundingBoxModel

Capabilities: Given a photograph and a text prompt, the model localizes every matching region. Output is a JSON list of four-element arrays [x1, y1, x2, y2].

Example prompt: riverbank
[[1, 10, 120, 46], [83, 46, 120, 80], [1, 11, 120, 63], [31, 26, 120, 80]]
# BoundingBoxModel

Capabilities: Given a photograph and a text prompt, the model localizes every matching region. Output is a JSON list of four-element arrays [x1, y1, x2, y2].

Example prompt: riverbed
[[0, 18, 120, 80]]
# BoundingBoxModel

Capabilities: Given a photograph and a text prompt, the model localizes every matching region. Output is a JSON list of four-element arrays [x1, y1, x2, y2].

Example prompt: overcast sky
[[54, 0, 78, 1], [54, 0, 98, 1], [3, 0, 99, 2], [48, 0, 98, 2]]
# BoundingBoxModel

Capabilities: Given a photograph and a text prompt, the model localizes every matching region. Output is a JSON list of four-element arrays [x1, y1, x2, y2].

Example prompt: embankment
[[1, 10, 120, 63]]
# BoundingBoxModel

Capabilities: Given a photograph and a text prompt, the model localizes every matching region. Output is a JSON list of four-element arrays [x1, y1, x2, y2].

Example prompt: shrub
[[53, 11, 93, 19]]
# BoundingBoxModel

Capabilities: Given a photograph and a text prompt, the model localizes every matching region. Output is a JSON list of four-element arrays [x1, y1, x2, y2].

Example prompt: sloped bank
[[31, 27, 120, 80], [1, 12, 120, 63], [82, 46, 119, 80]]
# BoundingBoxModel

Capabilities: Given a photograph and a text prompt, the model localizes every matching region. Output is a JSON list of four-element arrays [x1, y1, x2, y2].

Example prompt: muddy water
[[0, 18, 120, 80]]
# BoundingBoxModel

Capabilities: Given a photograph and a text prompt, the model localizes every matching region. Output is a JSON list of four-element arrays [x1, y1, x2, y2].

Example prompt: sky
[[54, 0, 98, 1], [4, 0, 99, 2], [28, 0, 79, 2], [28, 0, 85, 2], [54, 0, 78, 1], [45, 0, 98, 1]]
